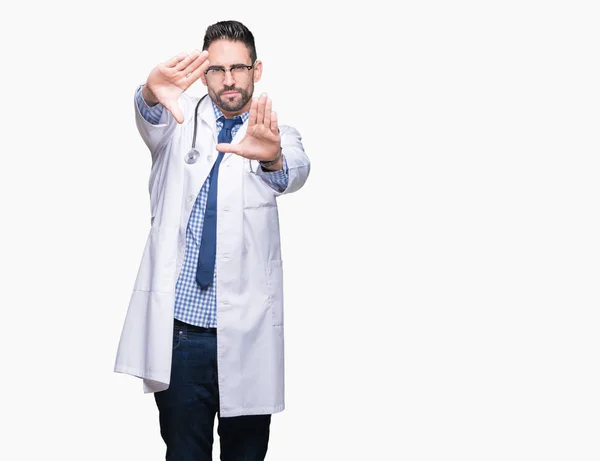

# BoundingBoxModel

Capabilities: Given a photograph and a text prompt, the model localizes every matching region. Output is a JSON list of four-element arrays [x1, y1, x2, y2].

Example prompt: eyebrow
[[207, 63, 251, 70]]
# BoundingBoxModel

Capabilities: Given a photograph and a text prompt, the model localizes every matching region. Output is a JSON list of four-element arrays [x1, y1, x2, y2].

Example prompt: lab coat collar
[[196, 94, 217, 135]]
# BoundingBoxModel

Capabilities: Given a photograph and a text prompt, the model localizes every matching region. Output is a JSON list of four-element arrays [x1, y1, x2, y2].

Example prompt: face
[[202, 39, 262, 115]]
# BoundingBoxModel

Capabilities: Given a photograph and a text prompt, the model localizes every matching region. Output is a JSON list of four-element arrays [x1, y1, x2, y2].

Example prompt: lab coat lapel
[[184, 95, 218, 199], [197, 94, 218, 140]]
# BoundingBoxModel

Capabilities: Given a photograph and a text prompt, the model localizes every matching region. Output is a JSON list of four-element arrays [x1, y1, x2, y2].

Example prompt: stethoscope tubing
[[185, 94, 209, 164]]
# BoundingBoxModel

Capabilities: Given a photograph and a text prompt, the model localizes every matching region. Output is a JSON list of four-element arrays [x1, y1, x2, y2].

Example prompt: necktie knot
[[218, 116, 243, 144], [219, 116, 243, 130]]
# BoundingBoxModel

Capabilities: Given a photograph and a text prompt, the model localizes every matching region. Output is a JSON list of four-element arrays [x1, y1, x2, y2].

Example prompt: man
[[114, 20, 310, 460]]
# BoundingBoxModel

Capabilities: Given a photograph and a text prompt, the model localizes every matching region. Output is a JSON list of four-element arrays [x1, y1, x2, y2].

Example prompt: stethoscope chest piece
[[185, 94, 209, 165], [185, 148, 200, 164]]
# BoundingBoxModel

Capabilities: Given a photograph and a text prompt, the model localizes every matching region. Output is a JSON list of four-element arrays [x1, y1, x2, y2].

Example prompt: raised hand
[[216, 94, 281, 164], [143, 50, 210, 124]]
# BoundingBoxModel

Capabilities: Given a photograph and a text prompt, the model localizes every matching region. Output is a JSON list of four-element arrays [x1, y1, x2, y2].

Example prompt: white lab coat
[[114, 90, 310, 417]]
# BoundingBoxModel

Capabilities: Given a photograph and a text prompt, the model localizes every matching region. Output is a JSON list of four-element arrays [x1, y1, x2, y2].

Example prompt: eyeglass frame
[[204, 61, 257, 80]]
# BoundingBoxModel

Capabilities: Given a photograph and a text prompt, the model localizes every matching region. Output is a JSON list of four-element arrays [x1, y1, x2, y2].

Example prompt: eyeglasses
[[204, 63, 255, 82]]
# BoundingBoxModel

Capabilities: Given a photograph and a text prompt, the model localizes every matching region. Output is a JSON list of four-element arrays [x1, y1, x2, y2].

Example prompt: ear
[[200, 72, 208, 86], [253, 60, 263, 83]]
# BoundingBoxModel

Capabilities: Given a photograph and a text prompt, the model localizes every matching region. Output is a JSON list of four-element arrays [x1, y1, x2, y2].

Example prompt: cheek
[[207, 83, 220, 95]]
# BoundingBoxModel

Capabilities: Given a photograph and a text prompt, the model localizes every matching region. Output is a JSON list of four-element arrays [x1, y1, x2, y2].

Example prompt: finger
[[215, 143, 243, 155], [185, 58, 210, 84], [179, 50, 208, 75], [256, 93, 267, 125], [180, 50, 209, 73], [175, 50, 200, 72], [263, 98, 272, 129], [164, 52, 188, 68], [165, 102, 184, 124], [247, 97, 258, 128], [270, 110, 279, 135]]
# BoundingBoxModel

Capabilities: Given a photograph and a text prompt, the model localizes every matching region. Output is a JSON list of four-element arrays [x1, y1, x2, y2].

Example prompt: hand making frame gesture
[[216, 94, 282, 164], [143, 50, 210, 124]]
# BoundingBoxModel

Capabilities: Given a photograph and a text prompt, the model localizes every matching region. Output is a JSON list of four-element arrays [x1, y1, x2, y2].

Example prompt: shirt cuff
[[258, 155, 289, 193], [135, 84, 165, 125]]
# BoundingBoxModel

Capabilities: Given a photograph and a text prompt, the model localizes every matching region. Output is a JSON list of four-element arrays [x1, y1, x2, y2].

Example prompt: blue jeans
[[154, 319, 271, 461]]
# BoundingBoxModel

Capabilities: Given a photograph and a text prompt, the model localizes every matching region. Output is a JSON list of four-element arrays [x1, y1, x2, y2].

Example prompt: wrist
[[259, 148, 282, 170], [141, 84, 159, 106], [261, 157, 283, 171]]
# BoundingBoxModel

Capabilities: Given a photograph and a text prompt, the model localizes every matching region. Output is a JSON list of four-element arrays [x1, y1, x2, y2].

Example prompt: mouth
[[221, 91, 240, 97]]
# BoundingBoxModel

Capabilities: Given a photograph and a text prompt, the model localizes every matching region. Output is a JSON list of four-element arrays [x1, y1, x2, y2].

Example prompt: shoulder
[[279, 124, 302, 140]]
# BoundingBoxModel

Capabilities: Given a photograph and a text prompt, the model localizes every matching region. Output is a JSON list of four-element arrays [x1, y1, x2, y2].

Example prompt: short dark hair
[[202, 20, 257, 63]]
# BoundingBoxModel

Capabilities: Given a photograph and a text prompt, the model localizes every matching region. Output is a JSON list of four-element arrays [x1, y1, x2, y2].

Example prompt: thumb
[[216, 143, 242, 154], [165, 102, 184, 124]]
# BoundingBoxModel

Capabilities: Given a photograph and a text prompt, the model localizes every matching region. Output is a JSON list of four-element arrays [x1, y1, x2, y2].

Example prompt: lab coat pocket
[[267, 260, 284, 326], [243, 160, 277, 209]]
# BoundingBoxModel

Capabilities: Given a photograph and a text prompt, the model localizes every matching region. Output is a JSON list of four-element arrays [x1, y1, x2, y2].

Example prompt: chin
[[220, 100, 246, 113]]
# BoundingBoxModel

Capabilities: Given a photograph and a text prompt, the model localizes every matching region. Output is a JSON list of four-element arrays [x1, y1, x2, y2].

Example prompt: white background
[[0, 0, 599, 459]]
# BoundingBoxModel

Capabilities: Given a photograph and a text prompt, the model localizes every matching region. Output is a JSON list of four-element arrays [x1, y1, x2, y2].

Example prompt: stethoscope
[[185, 94, 209, 165]]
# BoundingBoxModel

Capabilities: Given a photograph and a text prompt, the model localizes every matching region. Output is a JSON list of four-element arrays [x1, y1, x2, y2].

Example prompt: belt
[[174, 318, 217, 334]]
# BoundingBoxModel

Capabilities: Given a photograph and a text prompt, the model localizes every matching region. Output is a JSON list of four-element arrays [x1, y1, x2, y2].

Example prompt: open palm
[[145, 50, 210, 123], [216, 95, 281, 161]]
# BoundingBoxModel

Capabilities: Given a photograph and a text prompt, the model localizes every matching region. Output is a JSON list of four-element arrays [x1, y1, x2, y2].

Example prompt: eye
[[207, 67, 225, 74]]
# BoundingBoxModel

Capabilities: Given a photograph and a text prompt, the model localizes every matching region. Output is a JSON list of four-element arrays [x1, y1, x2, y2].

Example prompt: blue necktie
[[196, 116, 243, 289]]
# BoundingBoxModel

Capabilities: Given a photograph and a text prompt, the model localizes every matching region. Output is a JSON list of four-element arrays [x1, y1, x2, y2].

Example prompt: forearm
[[269, 126, 310, 195], [257, 155, 289, 193], [135, 85, 165, 125], [134, 85, 177, 158]]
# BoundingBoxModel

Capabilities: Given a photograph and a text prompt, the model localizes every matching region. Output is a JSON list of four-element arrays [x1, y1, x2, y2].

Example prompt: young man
[[114, 20, 310, 460]]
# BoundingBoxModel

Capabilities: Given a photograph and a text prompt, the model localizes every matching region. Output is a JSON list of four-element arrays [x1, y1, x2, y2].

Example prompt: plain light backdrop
[[0, 0, 599, 459]]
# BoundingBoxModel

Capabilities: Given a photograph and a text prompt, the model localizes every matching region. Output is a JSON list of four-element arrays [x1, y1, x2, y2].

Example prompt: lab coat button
[[208, 155, 214, 162], [223, 206, 230, 212]]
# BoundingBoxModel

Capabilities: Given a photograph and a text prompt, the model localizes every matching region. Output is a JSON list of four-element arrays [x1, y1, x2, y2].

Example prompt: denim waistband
[[174, 318, 217, 334]]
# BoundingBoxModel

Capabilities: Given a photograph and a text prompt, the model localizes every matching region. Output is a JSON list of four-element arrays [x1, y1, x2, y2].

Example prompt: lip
[[221, 91, 240, 97]]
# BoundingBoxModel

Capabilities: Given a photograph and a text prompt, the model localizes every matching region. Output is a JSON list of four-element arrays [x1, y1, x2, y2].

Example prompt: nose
[[223, 70, 235, 86]]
